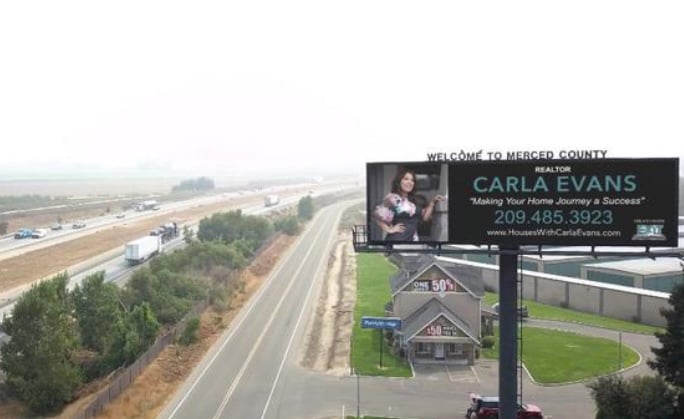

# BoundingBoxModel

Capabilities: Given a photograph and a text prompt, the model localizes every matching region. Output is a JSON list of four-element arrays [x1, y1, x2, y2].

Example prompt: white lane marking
[[211, 217, 329, 419], [259, 210, 341, 419]]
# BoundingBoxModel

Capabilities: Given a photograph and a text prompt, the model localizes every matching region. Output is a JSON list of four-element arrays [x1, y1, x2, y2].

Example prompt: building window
[[416, 342, 430, 354], [448, 343, 463, 355]]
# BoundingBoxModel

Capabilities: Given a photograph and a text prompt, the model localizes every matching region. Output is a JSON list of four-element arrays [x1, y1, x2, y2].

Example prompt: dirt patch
[[51, 234, 297, 419], [301, 231, 357, 375]]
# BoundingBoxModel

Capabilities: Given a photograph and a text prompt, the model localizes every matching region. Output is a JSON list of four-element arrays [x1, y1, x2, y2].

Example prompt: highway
[[160, 202, 345, 419], [0, 181, 359, 260], [0, 189, 350, 322]]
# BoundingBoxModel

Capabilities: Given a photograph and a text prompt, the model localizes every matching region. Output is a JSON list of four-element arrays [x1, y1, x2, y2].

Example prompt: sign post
[[361, 316, 402, 369], [379, 330, 383, 368]]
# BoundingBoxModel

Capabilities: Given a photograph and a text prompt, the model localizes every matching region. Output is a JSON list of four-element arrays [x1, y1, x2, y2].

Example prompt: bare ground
[[301, 231, 357, 375]]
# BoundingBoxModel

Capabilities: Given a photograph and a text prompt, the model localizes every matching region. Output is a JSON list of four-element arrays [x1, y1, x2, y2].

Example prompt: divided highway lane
[[0, 191, 322, 320], [160, 202, 346, 419], [0, 193, 236, 259], [0, 182, 358, 260]]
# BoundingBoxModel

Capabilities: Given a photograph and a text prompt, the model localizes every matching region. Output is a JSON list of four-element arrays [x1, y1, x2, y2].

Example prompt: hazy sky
[[1, 1, 683, 178]]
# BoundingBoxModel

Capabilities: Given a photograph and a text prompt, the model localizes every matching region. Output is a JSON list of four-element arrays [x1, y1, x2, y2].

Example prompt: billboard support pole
[[499, 245, 519, 419]]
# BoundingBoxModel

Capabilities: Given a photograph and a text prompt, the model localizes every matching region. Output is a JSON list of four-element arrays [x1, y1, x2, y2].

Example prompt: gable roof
[[390, 255, 485, 298], [400, 297, 480, 344], [389, 253, 435, 272]]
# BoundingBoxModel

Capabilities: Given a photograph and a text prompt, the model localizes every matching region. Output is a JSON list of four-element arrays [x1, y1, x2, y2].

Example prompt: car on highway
[[50, 223, 63, 230], [115, 212, 126, 219], [72, 221, 87, 229], [491, 302, 529, 318], [31, 228, 48, 238], [466, 393, 543, 418], [14, 228, 33, 239]]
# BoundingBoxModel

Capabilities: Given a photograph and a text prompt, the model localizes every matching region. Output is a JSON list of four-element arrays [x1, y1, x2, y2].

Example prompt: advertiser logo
[[631, 222, 667, 241]]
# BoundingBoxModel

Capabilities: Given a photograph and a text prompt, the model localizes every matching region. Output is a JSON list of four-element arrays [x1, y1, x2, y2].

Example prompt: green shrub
[[179, 317, 200, 345], [482, 336, 495, 349], [274, 215, 300, 235]]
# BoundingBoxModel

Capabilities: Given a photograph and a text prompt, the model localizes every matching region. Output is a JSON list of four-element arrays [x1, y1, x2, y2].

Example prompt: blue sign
[[361, 316, 402, 330]]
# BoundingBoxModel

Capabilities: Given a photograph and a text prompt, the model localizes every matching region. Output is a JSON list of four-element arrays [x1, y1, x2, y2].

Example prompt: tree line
[[171, 176, 215, 192], [0, 197, 315, 415]]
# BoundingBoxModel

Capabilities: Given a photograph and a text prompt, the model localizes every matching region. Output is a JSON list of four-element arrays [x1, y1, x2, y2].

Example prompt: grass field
[[352, 254, 412, 377], [352, 255, 650, 382], [483, 292, 662, 335], [482, 326, 640, 383]]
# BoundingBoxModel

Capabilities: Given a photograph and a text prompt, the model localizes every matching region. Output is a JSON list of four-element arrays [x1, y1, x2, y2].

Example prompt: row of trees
[[589, 282, 684, 418], [0, 198, 319, 415], [171, 176, 215, 193], [0, 273, 163, 414]]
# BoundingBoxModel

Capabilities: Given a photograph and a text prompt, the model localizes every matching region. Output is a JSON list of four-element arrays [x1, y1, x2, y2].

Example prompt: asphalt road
[[159, 201, 346, 419]]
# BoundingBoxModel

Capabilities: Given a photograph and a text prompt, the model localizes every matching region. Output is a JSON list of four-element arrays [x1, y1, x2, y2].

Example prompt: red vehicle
[[466, 393, 543, 418]]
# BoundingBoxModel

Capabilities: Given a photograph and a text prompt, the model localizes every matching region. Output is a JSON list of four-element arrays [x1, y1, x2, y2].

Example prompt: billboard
[[367, 159, 679, 247], [449, 158, 679, 246]]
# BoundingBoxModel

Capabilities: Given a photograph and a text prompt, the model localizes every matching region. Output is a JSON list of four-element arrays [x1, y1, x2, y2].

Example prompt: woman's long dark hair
[[390, 168, 418, 203]]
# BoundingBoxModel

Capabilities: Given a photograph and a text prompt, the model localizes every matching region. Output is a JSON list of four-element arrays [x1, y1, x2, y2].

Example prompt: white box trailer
[[136, 199, 160, 211], [264, 195, 280, 207], [124, 235, 162, 265]]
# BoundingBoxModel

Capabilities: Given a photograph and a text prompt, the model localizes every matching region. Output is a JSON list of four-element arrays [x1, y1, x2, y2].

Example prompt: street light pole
[[356, 368, 360, 418], [618, 331, 623, 370], [352, 319, 360, 418]]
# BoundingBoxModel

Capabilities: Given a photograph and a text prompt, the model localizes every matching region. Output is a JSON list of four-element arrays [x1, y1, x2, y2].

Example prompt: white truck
[[135, 200, 160, 211], [264, 194, 280, 207], [124, 235, 162, 265]]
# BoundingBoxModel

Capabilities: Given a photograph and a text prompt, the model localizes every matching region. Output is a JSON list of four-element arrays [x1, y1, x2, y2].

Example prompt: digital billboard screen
[[449, 158, 679, 246], [367, 162, 449, 244], [367, 158, 679, 247]]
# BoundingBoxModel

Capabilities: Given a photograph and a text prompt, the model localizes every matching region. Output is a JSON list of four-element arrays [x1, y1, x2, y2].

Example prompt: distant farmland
[[0, 177, 181, 197]]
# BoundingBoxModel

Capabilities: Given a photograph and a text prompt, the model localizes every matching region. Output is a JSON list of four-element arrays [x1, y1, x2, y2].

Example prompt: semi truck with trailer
[[124, 235, 162, 265], [264, 195, 280, 207], [149, 222, 179, 243]]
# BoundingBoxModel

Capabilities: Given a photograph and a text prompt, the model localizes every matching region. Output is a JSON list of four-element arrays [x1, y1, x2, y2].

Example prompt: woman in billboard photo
[[373, 167, 445, 242]]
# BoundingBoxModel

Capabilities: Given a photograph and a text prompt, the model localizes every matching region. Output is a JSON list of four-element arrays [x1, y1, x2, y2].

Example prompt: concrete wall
[[533, 275, 568, 307], [601, 289, 639, 321], [641, 294, 669, 326], [568, 283, 602, 313], [445, 259, 671, 328]]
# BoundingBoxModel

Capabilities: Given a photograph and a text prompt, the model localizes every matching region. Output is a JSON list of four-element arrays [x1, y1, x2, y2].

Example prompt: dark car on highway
[[466, 393, 543, 418], [491, 302, 529, 318], [14, 228, 33, 239]]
